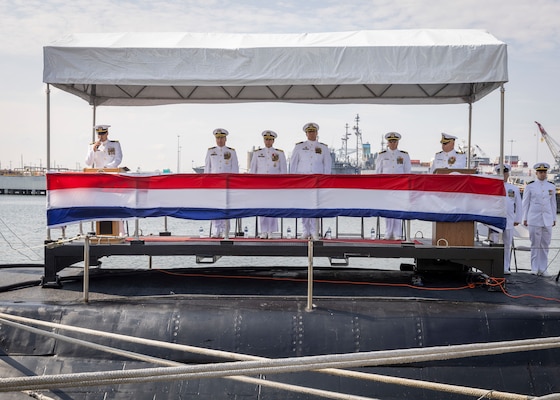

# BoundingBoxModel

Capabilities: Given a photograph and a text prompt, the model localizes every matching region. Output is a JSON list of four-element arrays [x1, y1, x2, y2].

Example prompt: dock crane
[[535, 121, 560, 172], [474, 144, 488, 159]]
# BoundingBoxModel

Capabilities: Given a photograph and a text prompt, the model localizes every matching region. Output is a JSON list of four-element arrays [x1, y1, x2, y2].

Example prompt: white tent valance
[[43, 30, 508, 106]]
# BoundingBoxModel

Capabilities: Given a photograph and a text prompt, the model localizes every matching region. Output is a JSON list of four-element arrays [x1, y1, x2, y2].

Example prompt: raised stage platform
[[43, 235, 504, 287]]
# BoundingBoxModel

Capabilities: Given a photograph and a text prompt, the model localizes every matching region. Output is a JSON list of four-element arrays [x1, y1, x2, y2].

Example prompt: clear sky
[[1, 0, 560, 173]]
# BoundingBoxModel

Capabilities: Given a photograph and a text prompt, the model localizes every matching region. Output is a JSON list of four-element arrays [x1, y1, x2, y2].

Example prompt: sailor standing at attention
[[85, 125, 123, 168], [495, 164, 522, 275], [522, 162, 557, 276], [289, 122, 332, 240], [375, 132, 412, 240], [249, 130, 287, 238], [204, 128, 239, 238], [430, 133, 467, 173]]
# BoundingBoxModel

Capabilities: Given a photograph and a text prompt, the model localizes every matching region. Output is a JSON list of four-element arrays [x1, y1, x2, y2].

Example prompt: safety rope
[[0, 312, 555, 399]]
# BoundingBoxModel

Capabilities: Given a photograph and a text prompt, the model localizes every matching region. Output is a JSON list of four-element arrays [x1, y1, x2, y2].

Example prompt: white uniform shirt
[[522, 179, 557, 226], [249, 147, 287, 174], [375, 149, 412, 174], [430, 149, 467, 173], [289, 140, 332, 174], [504, 182, 522, 229], [204, 146, 239, 173], [85, 140, 122, 168]]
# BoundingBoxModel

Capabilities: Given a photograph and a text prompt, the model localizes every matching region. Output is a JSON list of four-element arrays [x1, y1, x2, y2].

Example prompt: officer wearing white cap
[[430, 133, 467, 173], [290, 122, 332, 240], [249, 130, 287, 239], [522, 162, 557, 276], [204, 129, 239, 174], [494, 164, 522, 275], [375, 132, 412, 240], [250, 131, 287, 175], [85, 125, 123, 168], [204, 128, 239, 238]]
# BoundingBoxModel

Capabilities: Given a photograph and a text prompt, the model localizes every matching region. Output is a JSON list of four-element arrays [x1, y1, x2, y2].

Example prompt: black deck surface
[[0, 264, 559, 400]]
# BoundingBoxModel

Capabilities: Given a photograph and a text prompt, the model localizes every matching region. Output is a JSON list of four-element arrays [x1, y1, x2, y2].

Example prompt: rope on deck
[[1, 312, 557, 399]]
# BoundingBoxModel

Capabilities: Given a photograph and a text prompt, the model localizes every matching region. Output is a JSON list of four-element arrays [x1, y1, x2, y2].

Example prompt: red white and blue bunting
[[46, 173, 506, 229]]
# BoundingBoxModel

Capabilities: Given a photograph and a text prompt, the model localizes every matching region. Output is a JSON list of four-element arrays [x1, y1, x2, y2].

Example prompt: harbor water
[[1, 196, 559, 276]]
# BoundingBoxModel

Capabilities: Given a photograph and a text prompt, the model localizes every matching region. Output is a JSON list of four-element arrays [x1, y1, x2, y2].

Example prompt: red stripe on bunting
[[47, 173, 505, 196]]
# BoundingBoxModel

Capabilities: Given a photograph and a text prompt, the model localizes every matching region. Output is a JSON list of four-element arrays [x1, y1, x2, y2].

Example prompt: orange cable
[[154, 269, 560, 302]]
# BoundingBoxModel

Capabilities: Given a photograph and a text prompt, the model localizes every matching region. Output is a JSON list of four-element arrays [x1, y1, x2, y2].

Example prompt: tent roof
[[43, 29, 508, 106]]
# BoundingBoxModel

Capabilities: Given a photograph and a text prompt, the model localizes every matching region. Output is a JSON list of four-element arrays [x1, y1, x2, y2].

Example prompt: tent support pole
[[467, 102, 473, 167], [499, 84, 505, 168], [46, 84, 51, 170], [92, 104, 97, 143], [46, 83, 51, 242]]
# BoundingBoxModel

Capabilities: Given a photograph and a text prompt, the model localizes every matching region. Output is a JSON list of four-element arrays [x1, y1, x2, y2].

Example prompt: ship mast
[[341, 123, 351, 164], [353, 114, 363, 167]]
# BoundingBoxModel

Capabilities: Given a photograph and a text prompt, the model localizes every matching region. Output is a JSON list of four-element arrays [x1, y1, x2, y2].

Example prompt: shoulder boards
[[90, 142, 96, 145], [208, 146, 216, 150], [527, 180, 535, 184], [436, 151, 443, 154], [456, 151, 464, 154], [379, 150, 387, 154], [296, 141, 304, 144], [110, 140, 119, 143], [276, 149, 284, 152], [400, 150, 408, 154], [319, 142, 328, 146], [228, 147, 235, 150]]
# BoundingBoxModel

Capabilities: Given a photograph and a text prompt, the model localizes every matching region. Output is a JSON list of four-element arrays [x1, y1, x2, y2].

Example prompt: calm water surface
[[1, 196, 559, 275]]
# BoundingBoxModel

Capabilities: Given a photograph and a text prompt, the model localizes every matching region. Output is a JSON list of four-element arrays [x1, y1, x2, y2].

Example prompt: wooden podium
[[96, 221, 122, 236], [83, 168, 127, 238], [432, 168, 477, 175], [432, 168, 477, 246]]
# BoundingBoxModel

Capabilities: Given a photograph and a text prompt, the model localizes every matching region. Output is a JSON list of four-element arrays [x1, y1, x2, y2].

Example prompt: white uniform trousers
[[259, 217, 278, 236], [385, 218, 402, 240], [301, 218, 319, 238], [211, 219, 229, 238], [503, 227, 514, 273], [528, 225, 553, 274]]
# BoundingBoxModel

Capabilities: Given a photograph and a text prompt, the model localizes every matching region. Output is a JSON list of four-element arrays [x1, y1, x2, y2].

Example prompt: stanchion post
[[306, 238, 314, 312], [83, 235, 90, 303]]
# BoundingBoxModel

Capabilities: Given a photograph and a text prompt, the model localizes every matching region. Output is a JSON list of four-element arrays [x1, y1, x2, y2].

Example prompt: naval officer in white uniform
[[204, 128, 239, 238], [430, 133, 467, 173], [289, 122, 332, 240], [249, 130, 288, 238], [375, 132, 412, 240], [522, 162, 557, 276], [495, 164, 522, 275], [85, 125, 123, 169]]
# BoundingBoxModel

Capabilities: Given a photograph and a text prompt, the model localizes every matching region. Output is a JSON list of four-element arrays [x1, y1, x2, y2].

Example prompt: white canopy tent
[[44, 30, 508, 106], [42, 29, 508, 167]]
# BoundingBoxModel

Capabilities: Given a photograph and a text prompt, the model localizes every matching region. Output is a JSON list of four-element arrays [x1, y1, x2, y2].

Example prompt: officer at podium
[[430, 133, 466, 173], [85, 125, 123, 168]]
